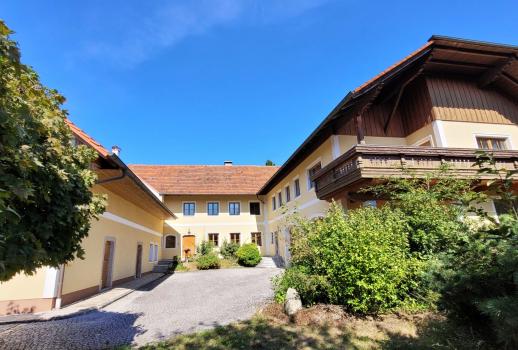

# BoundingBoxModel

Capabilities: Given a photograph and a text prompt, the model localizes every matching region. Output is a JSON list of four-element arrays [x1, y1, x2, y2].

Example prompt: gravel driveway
[[0, 268, 281, 349]]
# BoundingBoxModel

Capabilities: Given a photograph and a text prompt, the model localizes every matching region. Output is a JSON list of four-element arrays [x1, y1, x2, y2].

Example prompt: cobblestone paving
[[0, 268, 281, 349]]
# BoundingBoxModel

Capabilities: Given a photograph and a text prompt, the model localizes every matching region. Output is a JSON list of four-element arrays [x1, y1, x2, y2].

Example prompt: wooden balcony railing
[[312, 145, 518, 200]]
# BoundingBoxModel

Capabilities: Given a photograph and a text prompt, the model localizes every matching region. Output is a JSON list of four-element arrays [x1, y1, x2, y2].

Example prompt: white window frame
[[412, 135, 435, 147], [248, 201, 261, 216], [228, 201, 241, 216], [473, 133, 513, 150], [182, 201, 196, 216], [306, 157, 322, 191], [293, 176, 301, 198], [271, 196, 277, 211], [206, 201, 220, 216], [164, 234, 176, 249]]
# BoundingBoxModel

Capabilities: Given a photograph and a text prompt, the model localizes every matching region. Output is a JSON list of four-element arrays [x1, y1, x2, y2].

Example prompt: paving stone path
[[0, 267, 281, 349]]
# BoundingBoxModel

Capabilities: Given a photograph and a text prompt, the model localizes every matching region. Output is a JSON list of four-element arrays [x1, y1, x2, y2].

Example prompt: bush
[[272, 266, 329, 305], [435, 214, 518, 348], [236, 243, 262, 267], [277, 203, 421, 314], [220, 240, 240, 259], [196, 240, 214, 256], [196, 253, 220, 270]]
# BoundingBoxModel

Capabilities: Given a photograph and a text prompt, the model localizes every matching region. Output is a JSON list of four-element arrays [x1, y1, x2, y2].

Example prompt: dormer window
[[476, 136, 508, 150]]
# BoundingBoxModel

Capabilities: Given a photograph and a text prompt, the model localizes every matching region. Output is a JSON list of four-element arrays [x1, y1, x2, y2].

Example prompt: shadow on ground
[[132, 303, 496, 350]]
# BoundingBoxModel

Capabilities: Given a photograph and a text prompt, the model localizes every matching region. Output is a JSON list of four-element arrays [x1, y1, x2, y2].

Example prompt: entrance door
[[135, 244, 143, 278], [182, 235, 195, 260], [101, 240, 114, 289]]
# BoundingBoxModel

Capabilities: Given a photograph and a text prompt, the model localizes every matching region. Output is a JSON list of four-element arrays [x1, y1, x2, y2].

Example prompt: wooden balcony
[[312, 145, 518, 200]]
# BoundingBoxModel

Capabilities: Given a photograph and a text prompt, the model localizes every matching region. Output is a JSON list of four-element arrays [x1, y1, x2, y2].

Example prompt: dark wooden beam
[[502, 72, 518, 86], [434, 45, 514, 59], [478, 57, 515, 88], [428, 58, 491, 69]]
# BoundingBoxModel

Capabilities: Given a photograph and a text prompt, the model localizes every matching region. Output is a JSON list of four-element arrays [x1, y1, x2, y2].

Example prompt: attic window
[[476, 137, 508, 150]]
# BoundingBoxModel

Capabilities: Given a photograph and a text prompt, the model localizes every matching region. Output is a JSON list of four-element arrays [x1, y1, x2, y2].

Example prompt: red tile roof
[[65, 119, 110, 157], [129, 165, 280, 195]]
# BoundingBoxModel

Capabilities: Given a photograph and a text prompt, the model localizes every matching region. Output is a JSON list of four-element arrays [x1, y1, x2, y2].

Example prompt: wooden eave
[[258, 36, 518, 195]]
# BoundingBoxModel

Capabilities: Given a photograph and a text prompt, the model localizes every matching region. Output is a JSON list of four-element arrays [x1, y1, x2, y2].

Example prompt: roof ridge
[[65, 118, 110, 157]]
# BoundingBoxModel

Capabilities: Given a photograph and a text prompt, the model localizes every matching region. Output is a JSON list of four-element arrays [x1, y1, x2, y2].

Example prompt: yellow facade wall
[[439, 121, 518, 150], [0, 268, 48, 301], [162, 195, 264, 258], [62, 216, 162, 295]]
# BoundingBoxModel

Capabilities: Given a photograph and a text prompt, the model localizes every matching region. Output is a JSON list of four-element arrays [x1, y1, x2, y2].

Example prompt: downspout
[[54, 264, 65, 309]]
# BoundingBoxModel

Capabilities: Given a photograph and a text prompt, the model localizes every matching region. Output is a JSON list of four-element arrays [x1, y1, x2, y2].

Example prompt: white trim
[[164, 234, 177, 249], [42, 267, 59, 298], [170, 222, 264, 228], [248, 200, 262, 216], [102, 212, 162, 237], [412, 135, 434, 147], [432, 120, 447, 147], [331, 135, 341, 160], [228, 200, 242, 216], [100, 237, 116, 289], [182, 201, 197, 216], [472, 133, 513, 150], [206, 200, 220, 216], [306, 157, 322, 191]]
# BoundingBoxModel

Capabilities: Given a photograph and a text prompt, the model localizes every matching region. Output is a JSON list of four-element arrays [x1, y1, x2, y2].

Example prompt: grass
[[123, 303, 495, 350], [172, 258, 241, 272]]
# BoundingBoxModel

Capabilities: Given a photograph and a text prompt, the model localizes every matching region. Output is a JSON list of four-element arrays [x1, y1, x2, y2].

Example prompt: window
[[165, 235, 176, 248], [271, 232, 274, 244], [294, 178, 301, 197], [250, 202, 261, 215], [208, 233, 219, 246], [251, 232, 262, 246], [229, 202, 240, 215], [149, 243, 158, 262], [272, 196, 276, 210], [230, 233, 240, 245], [207, 202, 219, 216], [278, 192, 283, 206], [183, 202, 195, 216], [285, 186, 291, 202], [307, 162, 321, 190], [476, 137, 508, 150]]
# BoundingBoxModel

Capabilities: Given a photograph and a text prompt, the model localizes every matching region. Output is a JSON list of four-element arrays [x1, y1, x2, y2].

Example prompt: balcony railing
[[312, 145, 518, 200]]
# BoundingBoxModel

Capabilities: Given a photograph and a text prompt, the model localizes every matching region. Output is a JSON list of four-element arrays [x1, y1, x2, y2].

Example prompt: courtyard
[[0, 268, 281, 349]]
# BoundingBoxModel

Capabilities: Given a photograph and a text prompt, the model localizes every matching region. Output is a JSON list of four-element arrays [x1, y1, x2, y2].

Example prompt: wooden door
[[101, 240, 114, 289], [182, 235, 195, 259], [135, 244, 143, 278]]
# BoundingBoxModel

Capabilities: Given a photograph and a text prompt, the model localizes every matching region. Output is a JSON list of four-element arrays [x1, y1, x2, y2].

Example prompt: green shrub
[[220, 240, 240, 259], [272, 266, 329, 305], [196, 253, 220, 270], [236, 243, 261, 267], [435, 214, 518, 348], [196, 240, 214, 256], [280, 203, 421, 314]]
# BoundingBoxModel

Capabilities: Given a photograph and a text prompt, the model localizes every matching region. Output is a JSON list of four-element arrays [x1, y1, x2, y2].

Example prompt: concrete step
[[256, 256, 283, 268], [152, 264, 169, 273]]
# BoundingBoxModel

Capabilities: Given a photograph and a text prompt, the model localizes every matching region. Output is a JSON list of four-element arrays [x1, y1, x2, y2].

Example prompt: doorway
[[101, 240, 115, 289], [135, 243, 143, 278], [182, 235, 195, 260]]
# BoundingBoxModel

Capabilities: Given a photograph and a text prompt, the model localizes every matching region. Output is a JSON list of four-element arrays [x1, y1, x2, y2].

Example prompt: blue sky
[[1, 1, 517, 165]]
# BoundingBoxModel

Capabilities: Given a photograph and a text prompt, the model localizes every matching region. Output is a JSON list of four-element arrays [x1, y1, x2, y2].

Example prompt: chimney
[[111, 145, 121, 156], [224, 160, 233, 166]]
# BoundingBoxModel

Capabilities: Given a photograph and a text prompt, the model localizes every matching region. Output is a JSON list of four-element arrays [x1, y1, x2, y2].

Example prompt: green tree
[[0, 21, 106, 281], [265, 160, 276, 166]]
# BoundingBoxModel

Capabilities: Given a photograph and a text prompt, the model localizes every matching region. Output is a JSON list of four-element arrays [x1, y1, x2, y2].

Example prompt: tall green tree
[[0, 21, 106, 281]]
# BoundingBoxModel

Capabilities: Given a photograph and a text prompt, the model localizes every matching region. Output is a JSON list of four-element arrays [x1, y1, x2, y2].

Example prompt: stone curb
[[0, 274, 166, 325]]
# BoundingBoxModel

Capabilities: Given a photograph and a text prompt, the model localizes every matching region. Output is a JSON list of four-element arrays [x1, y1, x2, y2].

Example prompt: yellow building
[[0, 121, 175, 315], [1, 35, 517, 314]]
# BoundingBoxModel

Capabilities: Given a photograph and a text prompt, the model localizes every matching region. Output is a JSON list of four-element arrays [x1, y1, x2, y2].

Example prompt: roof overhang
[[258, 35, 518, 194]]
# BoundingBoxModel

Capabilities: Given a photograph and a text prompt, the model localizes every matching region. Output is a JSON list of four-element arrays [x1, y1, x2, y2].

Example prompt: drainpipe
[[54, 264, 65, 309]]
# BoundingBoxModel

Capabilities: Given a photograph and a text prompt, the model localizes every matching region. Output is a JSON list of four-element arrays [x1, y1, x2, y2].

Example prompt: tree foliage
[[0, 21, 106, 281]]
